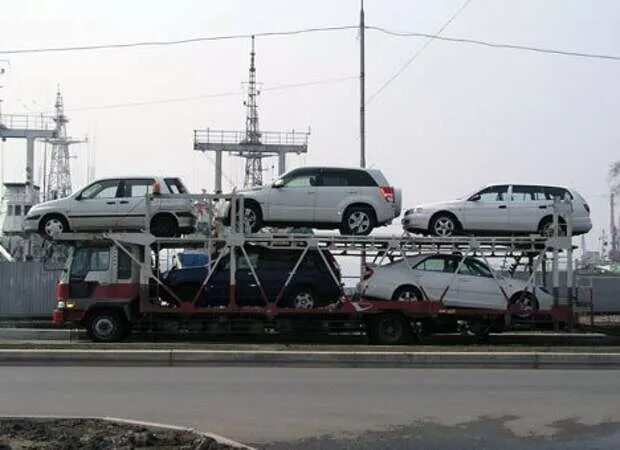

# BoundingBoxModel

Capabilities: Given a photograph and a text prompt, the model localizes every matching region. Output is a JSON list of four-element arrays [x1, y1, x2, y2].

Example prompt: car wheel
[[288, 287, 315, 309], [510, 292, 539, 319], [86, 310, 129, 343], [539, 218, 566, 237], [39, 214, 70, 239], [151, 214, 178, 237], [341, 207, 375, 236], [430, 213, 458, 237], [368, 313, 414, 345], [392, 286, 423, 302], [243, 203, 263, 233]]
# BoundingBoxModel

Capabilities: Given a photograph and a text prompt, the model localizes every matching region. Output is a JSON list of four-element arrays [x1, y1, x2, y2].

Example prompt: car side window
[[284, 170, 318, 188], [233, 252, 259, 270], [164, 178, 187, 194], [321, 170, 349, 187], [80, 180, 119, 200], [472, 185, 508, 202], [121, 179, 155, 198], [545, 187, 573, 200], [459, 258, 493, 278], [414, 256, 459, 273], [346, 170, 377, 186], [511, 185, 536, 201]]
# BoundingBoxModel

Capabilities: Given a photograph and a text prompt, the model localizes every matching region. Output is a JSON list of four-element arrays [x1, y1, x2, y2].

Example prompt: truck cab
[[54, 243, 142, 341]]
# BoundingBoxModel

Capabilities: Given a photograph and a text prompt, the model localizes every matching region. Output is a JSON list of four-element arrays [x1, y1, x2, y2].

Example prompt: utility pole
[[611, 192, 617, 254], [359, 0, 366, 168], [359, 0, 367, 277]]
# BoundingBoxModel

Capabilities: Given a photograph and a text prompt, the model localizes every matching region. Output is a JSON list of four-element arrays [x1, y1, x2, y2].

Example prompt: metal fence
[[0, 262, 59, 318]]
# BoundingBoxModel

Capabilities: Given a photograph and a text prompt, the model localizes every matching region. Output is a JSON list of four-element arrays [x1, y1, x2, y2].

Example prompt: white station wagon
[[402, 183, 592, 237], [24, 176, 195, 238]]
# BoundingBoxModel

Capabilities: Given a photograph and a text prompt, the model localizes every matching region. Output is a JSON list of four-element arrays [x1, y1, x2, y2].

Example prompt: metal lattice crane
[[45, 89, 86, 201], [242, 36, 263, 188], [194, 36, 309, 192]]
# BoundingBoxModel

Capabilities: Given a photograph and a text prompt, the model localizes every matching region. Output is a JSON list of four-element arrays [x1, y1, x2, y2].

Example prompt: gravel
[[0, 418, 239, 450]]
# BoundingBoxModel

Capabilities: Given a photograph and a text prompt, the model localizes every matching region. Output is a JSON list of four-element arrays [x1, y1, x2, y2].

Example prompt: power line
[[368, 25, 620, 62], [367, 0, 472, 105], [64, 76, 357, 112], [0, 25, 358, 55]]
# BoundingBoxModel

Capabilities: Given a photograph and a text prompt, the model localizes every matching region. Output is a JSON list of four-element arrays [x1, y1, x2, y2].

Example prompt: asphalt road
[[0, 367, 619, 449]]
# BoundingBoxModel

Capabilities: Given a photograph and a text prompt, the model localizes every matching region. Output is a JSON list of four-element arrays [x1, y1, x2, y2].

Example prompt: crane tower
[[194, 36, 309, 191], [45, 89, 86, 201]]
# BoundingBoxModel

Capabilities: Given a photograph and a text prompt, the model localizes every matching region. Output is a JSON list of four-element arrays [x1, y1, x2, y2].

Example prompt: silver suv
[[232, 167, 401, 235]]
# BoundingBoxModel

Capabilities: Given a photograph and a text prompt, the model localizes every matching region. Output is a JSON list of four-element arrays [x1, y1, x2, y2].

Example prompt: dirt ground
[[0, 418, 238, 450]]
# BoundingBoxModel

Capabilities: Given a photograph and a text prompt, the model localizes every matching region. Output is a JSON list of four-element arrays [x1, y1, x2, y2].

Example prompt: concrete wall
[[0, 262, 59, 318]]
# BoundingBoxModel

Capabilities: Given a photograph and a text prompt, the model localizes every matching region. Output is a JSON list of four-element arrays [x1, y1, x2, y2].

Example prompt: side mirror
[[43, 243, 69, 271], [273, 179, 284, 188], [469, 194, 481, 202]]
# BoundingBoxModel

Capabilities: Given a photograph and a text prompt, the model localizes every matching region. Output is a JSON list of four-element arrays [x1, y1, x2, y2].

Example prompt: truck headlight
[[57, 301, 66, 309]]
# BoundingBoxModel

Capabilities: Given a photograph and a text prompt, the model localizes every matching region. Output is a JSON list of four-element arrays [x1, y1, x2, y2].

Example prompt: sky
[[1, 0, 620, 254]]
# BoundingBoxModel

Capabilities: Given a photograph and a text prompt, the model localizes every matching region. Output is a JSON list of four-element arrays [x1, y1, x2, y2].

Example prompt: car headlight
[[414, 207, 423, 213]]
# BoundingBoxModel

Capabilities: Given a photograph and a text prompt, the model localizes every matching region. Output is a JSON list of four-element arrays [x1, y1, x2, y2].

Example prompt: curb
[[0, 415, 254, 449], [0, 328, 78, 341], [1, 349, 620, 368]]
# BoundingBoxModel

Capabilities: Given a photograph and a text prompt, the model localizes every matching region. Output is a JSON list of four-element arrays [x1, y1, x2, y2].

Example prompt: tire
[[429, 213, 459, 237], [510, 292, 539, 319], [86, 310, 129, 343], [368, 313, 414, 345], [151, 214, 178, 237], [341, 206, 375, 236], [287, 286, 316, 309], [392, 285, 423, 302], [39, 214, 70, 239], [243, 202, 263, 233], [539, 217, 566, 237]]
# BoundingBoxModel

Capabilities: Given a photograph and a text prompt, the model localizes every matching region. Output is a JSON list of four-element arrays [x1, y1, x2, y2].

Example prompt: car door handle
[[539, 205, 547, 209], [106, 201, 116, 205], [459, 278, 472, 282], [347, 190, 358, 194], [498, 205, 507, 209], [119, 200, 129, 204], [307, 191, 315, 194]]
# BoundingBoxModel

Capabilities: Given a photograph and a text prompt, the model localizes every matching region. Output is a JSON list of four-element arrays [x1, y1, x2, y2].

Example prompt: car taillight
[[584, 203, 590, 214], [362, 265, 374, 281], [380, 186, 395, 203]]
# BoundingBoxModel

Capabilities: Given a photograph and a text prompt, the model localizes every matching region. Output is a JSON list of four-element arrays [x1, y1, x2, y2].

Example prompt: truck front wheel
[[86, 310, 130, 342]]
